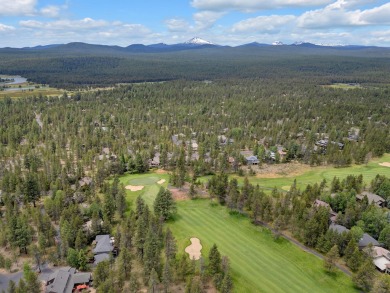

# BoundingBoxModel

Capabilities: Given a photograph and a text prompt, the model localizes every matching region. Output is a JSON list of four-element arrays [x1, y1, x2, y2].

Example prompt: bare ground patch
[[155, 169, 168, 174], [125, 185, 144, 192], [185, 238, 202, 260], [253, 162, 312, 178], [379, 162, 390, 167], [169, 187, 189, 201], [157, 179, 166, 184]]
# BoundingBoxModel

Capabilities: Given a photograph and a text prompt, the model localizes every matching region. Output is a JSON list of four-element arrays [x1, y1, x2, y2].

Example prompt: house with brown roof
[[356, 191, 386, 208], [313, 200, 337, 222]]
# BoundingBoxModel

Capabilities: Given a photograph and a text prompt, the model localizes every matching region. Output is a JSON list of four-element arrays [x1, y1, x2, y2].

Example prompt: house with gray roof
[[358, 233, 380, 249], [329, 223, 349, 234], [93, 234, 116, 265], [246, 155, 259, 165], [329, 224, 380, 249], [356, 191, 386, 208], [45, 267, 91, 293]]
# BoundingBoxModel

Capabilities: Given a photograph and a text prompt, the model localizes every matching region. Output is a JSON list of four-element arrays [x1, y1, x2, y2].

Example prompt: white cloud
[[40, 5, 61, 18], [191, 0, 332, 12], [193, 11, 225, 30], [20, 18, 109, 30], [0, 23, 15, 32], [232, 15, 296, 33], [298, 1, 390, 28], [0, 0, 37, 16], [165, 18, 190, 32]]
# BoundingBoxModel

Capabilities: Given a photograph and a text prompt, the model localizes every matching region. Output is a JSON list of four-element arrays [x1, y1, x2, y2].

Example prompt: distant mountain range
[[0, 37, 386, 53]]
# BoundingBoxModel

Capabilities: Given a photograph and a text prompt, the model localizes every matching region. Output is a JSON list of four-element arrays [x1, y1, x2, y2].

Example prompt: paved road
[[0, 263, 69, 292]]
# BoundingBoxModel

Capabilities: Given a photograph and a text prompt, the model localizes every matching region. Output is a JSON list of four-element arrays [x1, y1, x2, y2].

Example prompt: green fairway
[[168, 200, 357, 293], [236, 154, 390, 192], [118, 173, 169, 208]]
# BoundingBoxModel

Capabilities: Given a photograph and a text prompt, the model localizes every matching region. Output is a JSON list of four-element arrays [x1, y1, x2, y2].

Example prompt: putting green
[[128, 176, 160, 186]]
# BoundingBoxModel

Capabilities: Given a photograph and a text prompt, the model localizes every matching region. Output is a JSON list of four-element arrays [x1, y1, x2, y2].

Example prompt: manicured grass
[[323, 83, 362, 89], [118, 172, 169, 208], [167, 200, 357, 293], [235, 154, 390, 192]]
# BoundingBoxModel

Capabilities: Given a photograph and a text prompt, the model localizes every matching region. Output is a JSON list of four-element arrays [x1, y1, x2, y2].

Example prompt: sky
[[1, 0, 390, 47]]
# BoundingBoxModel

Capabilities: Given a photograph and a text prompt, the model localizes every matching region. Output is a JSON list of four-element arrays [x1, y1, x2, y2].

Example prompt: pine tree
[[78, 249, 88, 271], [23, 263, 41, 293], [116, 185, 127, 218], [352, 259, 376, 291], [75, 229, 87, 250], [162, 261, 172, 293], [94, 260, 110, 288], [372, 274, 390, 293], [324, 245, 339, 274], [208, 244, 221, 275], [164, 228, 177, 262], [129, 273, 140, 293], [154, 187, 176, 221], [346, 247, 362, 272], [118, 247, 132, 280], [220, 272, 233, 293], [148, 268, 160, 293]]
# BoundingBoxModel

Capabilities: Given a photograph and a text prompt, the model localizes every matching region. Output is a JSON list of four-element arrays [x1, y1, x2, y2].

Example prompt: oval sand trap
[[185, 238, 202, 260], [379, 162, 390, 167], [157, 179, 166, 184], [125, 185, 144, 192]]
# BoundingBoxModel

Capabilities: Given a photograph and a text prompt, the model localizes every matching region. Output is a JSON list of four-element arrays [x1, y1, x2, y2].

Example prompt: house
[[191, 140, 198, 151], [358, 233, 380, 249], [93, 235, 116, 264], [356, 191, 386, 208], [246, 155, 259, 165], [78, 177, 92, 187], [314, 199, 338, 222], [149, 152, 160, 167], [329, 223, 349, 234], [277, 146, 287, 160], [365, 246, 390, 273], [329, 224, 380, 249], [45, 267, 91, 293]]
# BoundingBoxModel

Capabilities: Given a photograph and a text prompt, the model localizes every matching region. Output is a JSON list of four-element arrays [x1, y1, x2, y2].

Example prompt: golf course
[[235, 154, 390, 192], [167, 199, 356, 293], [114, 155, 390, 292]]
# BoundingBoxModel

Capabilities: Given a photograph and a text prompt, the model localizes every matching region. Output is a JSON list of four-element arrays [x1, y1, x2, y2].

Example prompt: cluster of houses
[[240, 147, 287, 166], [314, 190, 389, 274], [46, 234, 117, 293]]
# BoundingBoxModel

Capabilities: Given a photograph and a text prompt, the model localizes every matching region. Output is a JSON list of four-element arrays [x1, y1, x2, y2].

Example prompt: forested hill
[[1, 44, 390, 88]]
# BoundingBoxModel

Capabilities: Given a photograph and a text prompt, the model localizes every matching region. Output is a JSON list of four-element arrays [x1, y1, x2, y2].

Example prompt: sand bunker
[[185, 238, 202, 260], [157, 179, 166, 184], [379, 162, 390, 167], [125, 185, 144, 191]]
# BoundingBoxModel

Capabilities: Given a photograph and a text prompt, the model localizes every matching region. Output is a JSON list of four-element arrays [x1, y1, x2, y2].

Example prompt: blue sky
[[1, 0, 390, 47]]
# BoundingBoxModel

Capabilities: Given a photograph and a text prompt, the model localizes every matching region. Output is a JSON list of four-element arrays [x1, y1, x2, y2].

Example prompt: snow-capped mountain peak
[[184, 37, 214, 45], [272, 41, 284, 46]]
